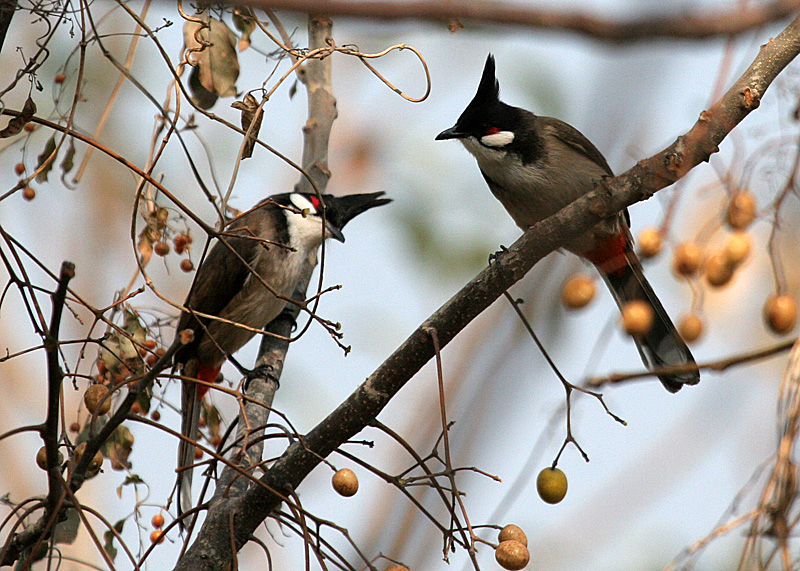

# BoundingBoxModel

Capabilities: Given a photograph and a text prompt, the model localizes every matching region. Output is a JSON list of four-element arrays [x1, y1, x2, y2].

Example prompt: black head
[[281, 192, 391, 242], [436, 54, 526, 148]]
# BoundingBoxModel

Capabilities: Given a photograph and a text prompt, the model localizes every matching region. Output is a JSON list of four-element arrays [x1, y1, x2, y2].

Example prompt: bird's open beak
[[435, 126, 467, 140]]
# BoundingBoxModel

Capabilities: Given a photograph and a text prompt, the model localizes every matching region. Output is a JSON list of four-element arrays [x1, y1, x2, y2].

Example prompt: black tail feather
[[600, 250, 700, 392]]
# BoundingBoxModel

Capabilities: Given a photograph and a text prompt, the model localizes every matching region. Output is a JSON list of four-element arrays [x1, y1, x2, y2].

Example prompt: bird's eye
[[485, 127, 500, 136]]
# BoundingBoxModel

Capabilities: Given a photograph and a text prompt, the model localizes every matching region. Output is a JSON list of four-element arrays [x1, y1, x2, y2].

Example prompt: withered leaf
[[0, 97, 36, 138], [35, 135, 57, 183], [184, 17, 240, 109], [231, 93, 262, 159]]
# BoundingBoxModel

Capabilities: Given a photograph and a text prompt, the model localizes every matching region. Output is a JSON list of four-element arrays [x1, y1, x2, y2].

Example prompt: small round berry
[[131, 401, 142, 415], [150, 410, 161, 421], [704, 252, 734, 287], [637, 227, 663, 259], [36, 446, 63, 470], [144, 339, 157, 350], [672, 242, 703, 277], [194, 447, 204, 460], [332, 468, 359, 497], [723, 231, 752, 266], [146, 353, 158, 366], [151, 514, 165, 529], [384, 566, 410, 571], [69, 421, 80, 433], [621, 300, 654, 336], [498, 524, 527, 547], [180, 259, 194, 273], [678, 314, 704, 343], [150, 530, 165, 544], [495, 540, 530, 570], [14, 162, 24, 175], [561, 274, 595, 309], [22, 187, 35, 201], [84, 384, 111, 415], [764, 294, 798, 335], [54, 73, 66, 84], [726, 191, 756, 230], [173, 234, 189, 254], [537, 467, 567, 504], [154, 241, 170, 257], [24, 123, 35, 132]]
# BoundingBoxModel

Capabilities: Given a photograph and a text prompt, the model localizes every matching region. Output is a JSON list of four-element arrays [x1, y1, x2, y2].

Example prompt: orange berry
[[151, 514, 165, 529], [194, 447, 204, 460], [24, 123, 35, 132], [173, 234, 188, 254], [637, 227, 662, 259], [69, 421, 80, 433], [14, 162, 24, 175], [621, 300, 654, 336], [22, 187, 35, 201], [54, 73, 66, 84], [678, 314, 704, 343], [150, 410, 161, 421], [150, 530, 165, 544], [723, 231, 751, 266], [673, 242, 703, 277], [764, 295, 798, 335], [154, 241, 170, 256], [180, 259, 194, 273], [332, 468, 359, 497], [131, 401, 142, 414], [704, 252, 734, 287], [561, 274, 595, 309], [726, 191, 756, 229]]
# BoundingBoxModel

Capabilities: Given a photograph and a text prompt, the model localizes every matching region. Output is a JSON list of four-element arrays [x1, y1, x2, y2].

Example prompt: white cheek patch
[[289, 193, 316, 214], [480, 130, 514, 148]]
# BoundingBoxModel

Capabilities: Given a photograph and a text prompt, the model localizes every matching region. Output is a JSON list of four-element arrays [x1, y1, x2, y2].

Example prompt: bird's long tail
[[588, 233, 699, 392], [177, 361, 219, 529]]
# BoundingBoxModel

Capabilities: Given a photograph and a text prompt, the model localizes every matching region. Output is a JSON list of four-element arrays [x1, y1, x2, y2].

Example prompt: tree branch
[[241, 0, 800, 41]]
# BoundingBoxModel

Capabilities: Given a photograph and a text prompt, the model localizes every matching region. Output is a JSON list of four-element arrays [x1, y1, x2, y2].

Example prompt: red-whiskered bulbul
[[173, 191, 390, 520], [436, 54, 699, 392]]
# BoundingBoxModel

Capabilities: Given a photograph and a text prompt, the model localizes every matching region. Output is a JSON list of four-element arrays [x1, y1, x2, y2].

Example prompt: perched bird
[[173, 191, 391, 520], [436, 54, 698, 392]]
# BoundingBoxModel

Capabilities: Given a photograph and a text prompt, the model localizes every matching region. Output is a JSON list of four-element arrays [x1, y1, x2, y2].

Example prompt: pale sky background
[[1, 1, 799, 569]]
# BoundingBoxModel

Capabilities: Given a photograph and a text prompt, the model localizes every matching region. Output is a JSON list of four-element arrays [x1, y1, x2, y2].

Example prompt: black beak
[[435, 126, 467, 141], [322, 192, 392, 242]]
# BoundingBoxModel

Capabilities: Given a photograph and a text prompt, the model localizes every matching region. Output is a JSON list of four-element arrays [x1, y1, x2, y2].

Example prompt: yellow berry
[[621, 300, 654, 336], [723, 231, 751, 266], [726, 191, 756, 230], [678, 314, 704, 343], [498, 524, 527, 547], [764, 295, 798, 335], [672, 242, 703, 277], [561, 274, 595, 309], [332, 468, 359, 497], [637, 227, 662, 259], [495, 540, 530, 570], [704, 252, 734, 287], [84, 384, 111, 415], [537, 467, 568, 504]]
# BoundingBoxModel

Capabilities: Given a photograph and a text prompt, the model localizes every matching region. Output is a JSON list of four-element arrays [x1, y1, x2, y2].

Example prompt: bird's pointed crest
[[470, 54, 499, 108]]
